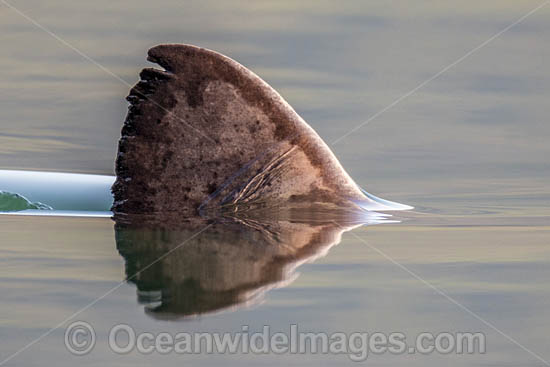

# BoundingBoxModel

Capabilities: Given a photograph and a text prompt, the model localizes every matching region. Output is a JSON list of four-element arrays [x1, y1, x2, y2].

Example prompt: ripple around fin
[[0, 190, 53, 212]]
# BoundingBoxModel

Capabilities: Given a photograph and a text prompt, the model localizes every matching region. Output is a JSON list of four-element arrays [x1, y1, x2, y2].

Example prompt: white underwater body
[[0, 170, 410, 218]]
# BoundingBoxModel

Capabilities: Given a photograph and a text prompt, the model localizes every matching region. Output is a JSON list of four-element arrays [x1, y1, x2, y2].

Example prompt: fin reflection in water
[[115, 211, 392, 320]]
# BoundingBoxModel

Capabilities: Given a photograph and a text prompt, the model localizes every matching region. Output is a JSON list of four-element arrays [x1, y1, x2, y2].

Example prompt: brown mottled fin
[[112, 44, 410, 216]]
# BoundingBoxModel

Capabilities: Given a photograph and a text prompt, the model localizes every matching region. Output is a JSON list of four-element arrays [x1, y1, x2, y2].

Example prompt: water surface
[[1, 0, 549, 366]]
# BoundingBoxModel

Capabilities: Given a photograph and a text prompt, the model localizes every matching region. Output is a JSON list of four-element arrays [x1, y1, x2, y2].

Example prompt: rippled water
[[1, 1, 549, 366]]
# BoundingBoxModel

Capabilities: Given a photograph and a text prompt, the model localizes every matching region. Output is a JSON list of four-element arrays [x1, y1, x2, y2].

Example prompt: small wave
[[0, 191, 53, 212]]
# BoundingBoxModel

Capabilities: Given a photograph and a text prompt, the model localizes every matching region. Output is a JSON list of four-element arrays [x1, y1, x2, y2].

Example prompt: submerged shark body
[[112, 44, 411, 218]]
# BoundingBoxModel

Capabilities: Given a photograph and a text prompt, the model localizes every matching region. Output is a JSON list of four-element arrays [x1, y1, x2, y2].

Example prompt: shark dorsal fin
[[112, 44, 409, 215]]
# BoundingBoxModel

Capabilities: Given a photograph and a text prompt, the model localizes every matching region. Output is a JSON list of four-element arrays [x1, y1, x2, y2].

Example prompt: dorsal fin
[[112, 44, 409, 215]]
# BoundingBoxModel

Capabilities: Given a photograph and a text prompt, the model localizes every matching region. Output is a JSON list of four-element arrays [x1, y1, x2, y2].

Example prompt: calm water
[[1, 0, 549, 365]]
